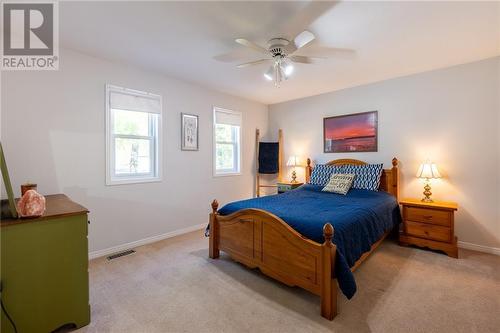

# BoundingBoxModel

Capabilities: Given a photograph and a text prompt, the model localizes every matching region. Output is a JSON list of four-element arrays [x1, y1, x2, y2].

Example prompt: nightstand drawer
[[406, 221, 451, 242], [278, 184, 292, 192], [277, 182, 303, 194], [406, 206, 451, 226]]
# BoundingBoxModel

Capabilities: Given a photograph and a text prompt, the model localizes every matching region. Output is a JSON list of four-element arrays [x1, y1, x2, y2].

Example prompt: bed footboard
[[209, 200, 338, 320]]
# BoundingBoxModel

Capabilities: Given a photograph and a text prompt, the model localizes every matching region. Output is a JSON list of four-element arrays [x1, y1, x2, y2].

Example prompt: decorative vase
[[21, 183, 37, 196]]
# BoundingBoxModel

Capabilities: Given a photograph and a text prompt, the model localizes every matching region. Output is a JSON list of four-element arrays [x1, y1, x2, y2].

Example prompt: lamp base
[[421, 181, 433, 203], [290, 170, 297, 183]]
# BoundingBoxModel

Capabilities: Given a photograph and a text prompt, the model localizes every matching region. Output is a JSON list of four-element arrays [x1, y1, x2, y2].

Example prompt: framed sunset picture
[[323, 111, 378, 153]]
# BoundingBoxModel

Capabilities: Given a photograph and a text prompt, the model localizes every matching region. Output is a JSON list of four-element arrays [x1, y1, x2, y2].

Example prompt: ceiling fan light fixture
[[278, 66, 285, 82], [264, 65, 274, 81], [215, 30, 345, 88]]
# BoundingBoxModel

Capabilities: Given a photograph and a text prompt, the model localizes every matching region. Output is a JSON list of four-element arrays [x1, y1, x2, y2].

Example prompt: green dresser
[[1, 194, 90, 332]]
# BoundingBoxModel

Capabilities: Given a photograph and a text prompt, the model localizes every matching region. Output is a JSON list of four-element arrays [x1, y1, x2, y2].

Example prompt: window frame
[[105, 84, 163, 185], [213, 107, 242, 177]]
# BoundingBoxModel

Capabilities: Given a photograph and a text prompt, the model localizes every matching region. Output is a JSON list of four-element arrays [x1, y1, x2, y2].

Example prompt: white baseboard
[[88, 224, 500, 259], [458, 241, 500, 256], [88, 223, 206, 260]]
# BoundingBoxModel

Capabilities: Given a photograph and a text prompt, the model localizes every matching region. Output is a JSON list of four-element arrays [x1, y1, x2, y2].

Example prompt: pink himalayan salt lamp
[[16, 189, 46, 218]]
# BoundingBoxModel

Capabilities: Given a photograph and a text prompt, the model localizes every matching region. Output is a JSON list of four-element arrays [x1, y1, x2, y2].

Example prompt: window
[[213, 107, 242, 176], [106, 84, 162, 185]]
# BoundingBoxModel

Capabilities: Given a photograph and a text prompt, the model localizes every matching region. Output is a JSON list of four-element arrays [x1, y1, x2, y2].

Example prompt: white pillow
[[322, 174, 355, 195]]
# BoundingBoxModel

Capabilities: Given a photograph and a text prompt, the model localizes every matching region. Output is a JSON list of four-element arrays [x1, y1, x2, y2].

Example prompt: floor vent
[[107, 249, 136, 260]]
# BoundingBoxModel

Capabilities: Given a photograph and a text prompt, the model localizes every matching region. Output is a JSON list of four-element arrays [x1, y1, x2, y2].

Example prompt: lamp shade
[[287, 156, 299, 167], [416, 161, 441, 179]]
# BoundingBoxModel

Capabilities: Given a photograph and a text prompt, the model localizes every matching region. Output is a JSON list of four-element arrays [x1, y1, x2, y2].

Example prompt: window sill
[[106, 176, 162, 186], [213, 172, 242, 178]]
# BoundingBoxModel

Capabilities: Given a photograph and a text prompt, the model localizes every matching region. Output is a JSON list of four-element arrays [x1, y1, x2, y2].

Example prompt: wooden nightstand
[[399, 198, 458, 258], [277, 181, 303, 194]]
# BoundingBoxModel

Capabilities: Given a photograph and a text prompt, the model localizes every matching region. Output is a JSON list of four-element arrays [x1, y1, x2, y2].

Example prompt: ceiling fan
[[215, 30, 350, 87]]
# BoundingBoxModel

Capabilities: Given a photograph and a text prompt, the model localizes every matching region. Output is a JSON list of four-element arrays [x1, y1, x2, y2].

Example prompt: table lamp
[[286, 156, 300, 183], [416, 160, 441, 202]]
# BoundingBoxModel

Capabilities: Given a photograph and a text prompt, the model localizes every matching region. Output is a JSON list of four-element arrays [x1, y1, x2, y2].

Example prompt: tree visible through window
[[106, 85, 162, 185], [213, 108, 241, 176]]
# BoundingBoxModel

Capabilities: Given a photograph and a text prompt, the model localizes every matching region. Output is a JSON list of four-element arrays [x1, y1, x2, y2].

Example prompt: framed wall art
[[181, 113, 199, 151], [323, 111, 378, 153]]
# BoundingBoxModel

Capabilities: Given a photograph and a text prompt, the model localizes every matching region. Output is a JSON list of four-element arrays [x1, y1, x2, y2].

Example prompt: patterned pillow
[[343, 164, 383, 191], [309, 164, 344, 186], [322, 174, 355, 195]]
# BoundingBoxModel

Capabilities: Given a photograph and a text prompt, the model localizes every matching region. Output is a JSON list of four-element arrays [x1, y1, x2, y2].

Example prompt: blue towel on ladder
[[258, 142, 279, 174]]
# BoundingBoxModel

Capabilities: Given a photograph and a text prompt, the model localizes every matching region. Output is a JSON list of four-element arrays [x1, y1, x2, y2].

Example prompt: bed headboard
[[305, 157, 400, 200]]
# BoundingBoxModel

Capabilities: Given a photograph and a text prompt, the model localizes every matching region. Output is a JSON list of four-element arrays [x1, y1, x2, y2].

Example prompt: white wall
[[497, 57, 500, 251], [269, 57, 500, 250], [1, 49, 268, 254], [2, 50, 499, 253]]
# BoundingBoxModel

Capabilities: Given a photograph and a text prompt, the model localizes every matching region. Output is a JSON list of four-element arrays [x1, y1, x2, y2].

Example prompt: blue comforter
[[218, 184, 401, 299]]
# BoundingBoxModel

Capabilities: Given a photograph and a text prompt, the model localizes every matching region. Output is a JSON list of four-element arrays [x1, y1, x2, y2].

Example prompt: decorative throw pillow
[[309, 164, 344, 186], [322, 174, 355, 195], [343, 164, 383, 191]]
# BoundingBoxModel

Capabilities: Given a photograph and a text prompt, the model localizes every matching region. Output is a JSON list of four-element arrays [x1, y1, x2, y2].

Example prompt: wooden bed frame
[[209, 158, 399, 320]]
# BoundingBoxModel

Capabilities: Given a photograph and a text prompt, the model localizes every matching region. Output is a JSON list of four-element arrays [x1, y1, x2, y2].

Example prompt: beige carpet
[[78, 230, 500, 333]]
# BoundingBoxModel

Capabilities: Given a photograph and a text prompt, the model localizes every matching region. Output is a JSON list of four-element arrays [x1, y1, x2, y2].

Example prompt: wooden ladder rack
[[255, 128, 283, 197]]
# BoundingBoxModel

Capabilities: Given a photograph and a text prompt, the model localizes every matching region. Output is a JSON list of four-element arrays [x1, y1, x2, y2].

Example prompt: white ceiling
[[60, 1, 500, 104]]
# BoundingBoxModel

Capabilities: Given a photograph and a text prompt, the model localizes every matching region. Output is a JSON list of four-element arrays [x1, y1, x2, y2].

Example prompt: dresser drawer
[[406, 206, 451, 226], [406, 221, 451, 242]]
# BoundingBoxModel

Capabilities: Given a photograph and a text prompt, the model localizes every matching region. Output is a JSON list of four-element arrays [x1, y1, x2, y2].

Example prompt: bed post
[[256, 129, 260, 197], [391, 157, 399, 201], [209, 200, 220, 259], [305, 158, 312, 183], [320, 223, 337, 320]]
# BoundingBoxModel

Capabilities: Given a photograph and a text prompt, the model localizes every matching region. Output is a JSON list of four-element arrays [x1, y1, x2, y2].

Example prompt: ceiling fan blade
[[289, 55, 317, 64], [236, 59, 271, 68], [285, 30, 315, 55], [235, 38, 269, 55], [294, 30, 315, 49], [214, 46, 259, 63], [294, 45, 356, 59]]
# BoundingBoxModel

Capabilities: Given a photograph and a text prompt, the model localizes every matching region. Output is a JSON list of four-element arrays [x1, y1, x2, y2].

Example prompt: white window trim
[[105, 84, 163, 185], [213, 107, 242, 177]]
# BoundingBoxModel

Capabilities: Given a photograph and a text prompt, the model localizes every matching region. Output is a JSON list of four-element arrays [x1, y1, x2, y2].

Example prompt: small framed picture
[[181, 113, 199, 151]]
